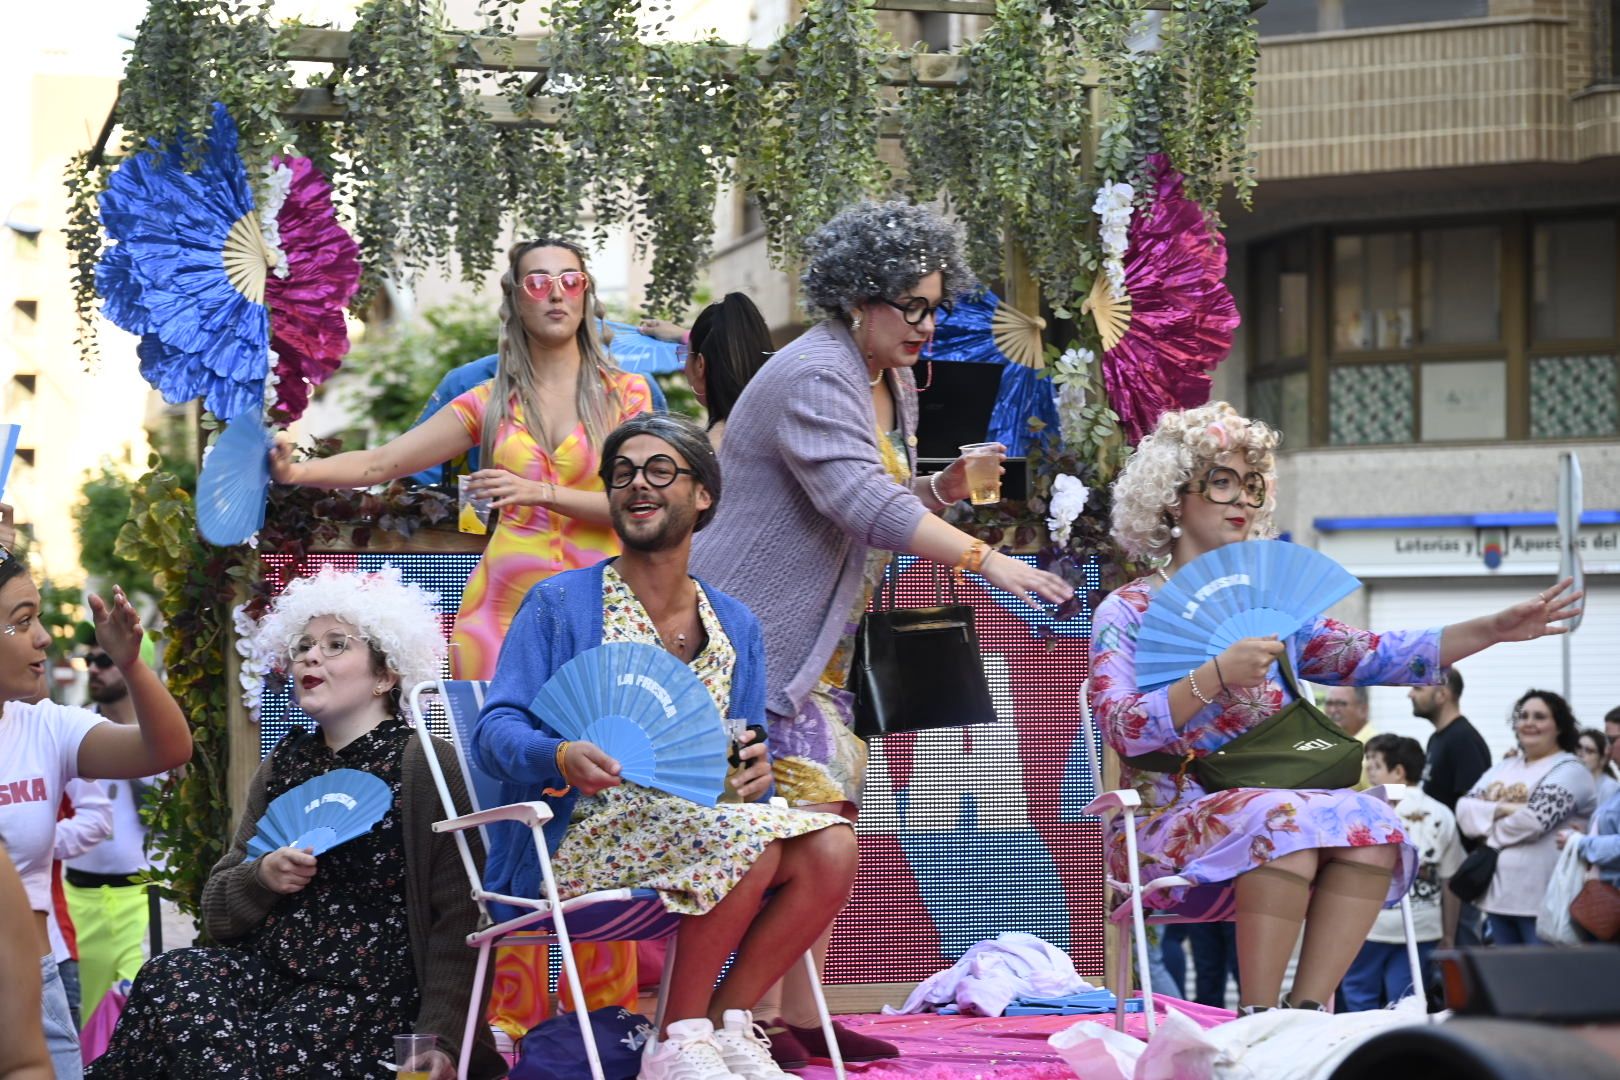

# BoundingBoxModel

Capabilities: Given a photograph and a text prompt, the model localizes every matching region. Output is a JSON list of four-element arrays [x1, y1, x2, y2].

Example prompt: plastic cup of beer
[[394, 1034, 437, 1080], [958, 443, 1003, 506]]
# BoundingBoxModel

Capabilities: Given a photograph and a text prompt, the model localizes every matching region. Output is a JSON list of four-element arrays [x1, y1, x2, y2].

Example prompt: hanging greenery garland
[[737, 0, 892, 266]]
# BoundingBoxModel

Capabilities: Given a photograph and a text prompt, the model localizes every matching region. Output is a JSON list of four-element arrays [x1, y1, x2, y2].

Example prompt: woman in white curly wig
[[92, 566, 503, 1080], [1091, 402, 1582, 1014]]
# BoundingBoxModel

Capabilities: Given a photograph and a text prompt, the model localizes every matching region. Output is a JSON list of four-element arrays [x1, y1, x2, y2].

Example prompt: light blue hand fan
[[197, 408, 273, 546], [1134, 539, 1361, 691], [245, 768, 393, 859], [530, 642, 729, 806]]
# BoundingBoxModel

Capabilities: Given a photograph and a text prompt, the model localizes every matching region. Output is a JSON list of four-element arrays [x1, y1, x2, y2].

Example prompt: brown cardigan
[[201, 732, 506, 1078]]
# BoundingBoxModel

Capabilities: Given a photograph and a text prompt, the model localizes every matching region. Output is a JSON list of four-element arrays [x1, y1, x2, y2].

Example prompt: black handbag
[[851, 560, 997, 739], [1448, 845, 1499, 903]]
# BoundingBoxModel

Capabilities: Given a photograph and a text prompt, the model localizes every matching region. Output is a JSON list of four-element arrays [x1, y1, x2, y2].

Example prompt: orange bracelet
[[955, 539, 991, 574], [543, 741, 574, 797]]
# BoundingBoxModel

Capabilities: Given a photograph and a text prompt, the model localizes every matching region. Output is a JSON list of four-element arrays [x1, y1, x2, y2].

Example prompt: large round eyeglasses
[[1184, 466, 1268, 509], [881, 296, 953, 326], [608, 454, 697, 489], [286, 630, 368, 664]]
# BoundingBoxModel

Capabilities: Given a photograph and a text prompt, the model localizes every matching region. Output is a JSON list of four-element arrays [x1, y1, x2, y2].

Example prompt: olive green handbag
[[1121, 652, 1364, 792]]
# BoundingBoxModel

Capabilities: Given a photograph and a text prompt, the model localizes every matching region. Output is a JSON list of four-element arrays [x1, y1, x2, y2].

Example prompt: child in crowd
[[1340, 735, 1463, 1011]]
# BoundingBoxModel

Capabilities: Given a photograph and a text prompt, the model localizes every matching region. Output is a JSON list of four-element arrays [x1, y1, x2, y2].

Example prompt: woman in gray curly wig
[[690, 200, 1071, 1064]]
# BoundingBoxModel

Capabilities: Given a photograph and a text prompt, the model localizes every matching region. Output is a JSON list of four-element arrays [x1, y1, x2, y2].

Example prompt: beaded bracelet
[[1187, 669, 1214, 705], [927, 472, 951, 509]]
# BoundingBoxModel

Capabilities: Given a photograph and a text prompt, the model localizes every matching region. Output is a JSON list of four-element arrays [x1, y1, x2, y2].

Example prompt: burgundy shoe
[[761, 1019, 809, 1070], [780, 1018, 900, 1062]]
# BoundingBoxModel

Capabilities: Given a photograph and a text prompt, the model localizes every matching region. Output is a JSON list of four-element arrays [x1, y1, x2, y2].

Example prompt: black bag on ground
[[851, 560, 997, 738]]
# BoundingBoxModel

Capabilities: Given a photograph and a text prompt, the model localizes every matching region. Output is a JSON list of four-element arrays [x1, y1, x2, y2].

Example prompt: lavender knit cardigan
[[690, 318, 929, 723]]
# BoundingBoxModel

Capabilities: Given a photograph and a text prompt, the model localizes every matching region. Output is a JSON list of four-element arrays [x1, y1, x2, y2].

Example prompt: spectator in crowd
[[1341, 735, 1462, 1010], [1577, 727, 1620, 806], [1456, 689, 1596, 946], [1412, 668, 1491, 813], [64, 638, 165, 1023], [1323, 685, 1375, 789]]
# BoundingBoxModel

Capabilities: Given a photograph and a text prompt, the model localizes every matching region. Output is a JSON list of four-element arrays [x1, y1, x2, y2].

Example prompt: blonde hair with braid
[[484, 239, 623, 466]]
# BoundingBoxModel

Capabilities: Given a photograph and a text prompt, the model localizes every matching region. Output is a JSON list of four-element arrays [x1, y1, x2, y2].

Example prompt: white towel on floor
[[888, 932, 1094, 1018]]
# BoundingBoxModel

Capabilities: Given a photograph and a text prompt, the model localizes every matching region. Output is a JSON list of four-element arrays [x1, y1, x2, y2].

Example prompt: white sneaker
[[639, 1017, 741, 1080], [713, 1010, 793, 1079]]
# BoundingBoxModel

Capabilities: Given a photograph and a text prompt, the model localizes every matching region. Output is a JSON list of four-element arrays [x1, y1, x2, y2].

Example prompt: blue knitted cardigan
[[472, 559, 767, 907]]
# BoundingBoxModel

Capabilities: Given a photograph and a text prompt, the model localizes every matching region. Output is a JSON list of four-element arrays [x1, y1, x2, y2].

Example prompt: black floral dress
[[91, 719, 419, 1079]]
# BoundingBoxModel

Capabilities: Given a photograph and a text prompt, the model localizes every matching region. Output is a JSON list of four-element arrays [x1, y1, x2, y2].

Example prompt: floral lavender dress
[[1091, 577, 1442, 912]]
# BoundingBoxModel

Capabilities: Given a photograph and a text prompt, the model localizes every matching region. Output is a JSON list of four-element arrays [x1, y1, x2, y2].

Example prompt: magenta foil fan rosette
[[1084, 159, 1240, 443], [264, 154, 362, 424]]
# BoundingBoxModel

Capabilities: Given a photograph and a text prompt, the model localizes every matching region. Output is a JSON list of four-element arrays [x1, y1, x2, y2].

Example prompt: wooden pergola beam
[[274, 26, 981, 88]]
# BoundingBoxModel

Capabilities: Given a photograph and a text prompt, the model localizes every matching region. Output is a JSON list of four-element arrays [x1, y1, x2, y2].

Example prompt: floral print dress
[[548, 565, 849, 915], [771, 428, 911, 809], [91, 720, 416, 1079], [1090, 577, 1443, 912]]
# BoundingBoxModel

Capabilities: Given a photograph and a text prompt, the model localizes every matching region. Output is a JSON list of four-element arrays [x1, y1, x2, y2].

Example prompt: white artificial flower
[[1045, 473, 1091, 548], [1092, 181, 1135, 302], [259, 161, 293, 281]]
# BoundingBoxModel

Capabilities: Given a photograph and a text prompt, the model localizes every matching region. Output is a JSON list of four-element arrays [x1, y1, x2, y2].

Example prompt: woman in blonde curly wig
[[1111, 402, 1279, 562], [1091, 403, 1583, 1014]]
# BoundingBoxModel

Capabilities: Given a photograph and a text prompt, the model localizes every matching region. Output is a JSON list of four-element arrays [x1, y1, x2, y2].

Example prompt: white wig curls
[[1109, 402, 1282, 561], [237, 564, 444, 719]]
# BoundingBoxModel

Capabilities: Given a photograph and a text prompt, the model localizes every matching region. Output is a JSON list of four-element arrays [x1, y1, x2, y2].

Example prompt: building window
[[1419, 226, 1500, 345], [1333, 232, 1414, 352], [1259, 0, 1487, 37], [12, 300, 38, 336], [1253, 211, 1616, 447], [1420, 359, 1506, 440], [1534, 218, 1617, 341], [1329, 363, 1413, 445], [1256, 234, 1310, 365], [1249, 370, 1310, 441], [1531, 355, 1619, 439]]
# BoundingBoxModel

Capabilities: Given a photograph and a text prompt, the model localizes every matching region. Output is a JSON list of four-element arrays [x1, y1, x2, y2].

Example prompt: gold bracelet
[[955, 539, 991, 574], [1187, 669, 1214, 705]]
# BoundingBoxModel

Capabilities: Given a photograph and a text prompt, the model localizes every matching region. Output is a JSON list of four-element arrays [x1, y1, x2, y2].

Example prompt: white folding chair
[[409, 679, 847, 1080], [1077, 678, 1429, 1034]]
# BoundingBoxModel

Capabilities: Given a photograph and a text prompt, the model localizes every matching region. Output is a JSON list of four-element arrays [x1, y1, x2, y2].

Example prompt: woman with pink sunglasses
[[271, 238, 653, 683], [271, 239, 654, 1032]]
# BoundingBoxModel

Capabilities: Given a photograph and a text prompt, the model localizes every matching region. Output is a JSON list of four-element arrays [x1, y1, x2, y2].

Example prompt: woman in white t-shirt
[[0, 548, 192, 1079]]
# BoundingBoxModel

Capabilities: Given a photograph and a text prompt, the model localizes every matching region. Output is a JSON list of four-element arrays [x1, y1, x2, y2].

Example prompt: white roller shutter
[[1361, 578, 1620, 763]]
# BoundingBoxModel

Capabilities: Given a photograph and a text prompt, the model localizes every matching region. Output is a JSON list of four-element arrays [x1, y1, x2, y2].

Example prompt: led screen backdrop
[[257, 552, 1106, 982]]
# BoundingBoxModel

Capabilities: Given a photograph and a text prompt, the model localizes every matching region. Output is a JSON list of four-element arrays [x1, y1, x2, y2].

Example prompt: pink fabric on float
[[793, 999, 1233, 1077]]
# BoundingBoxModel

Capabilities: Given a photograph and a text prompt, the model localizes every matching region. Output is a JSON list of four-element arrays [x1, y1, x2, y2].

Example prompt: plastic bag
[[1536, 833, 1586, 945]]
